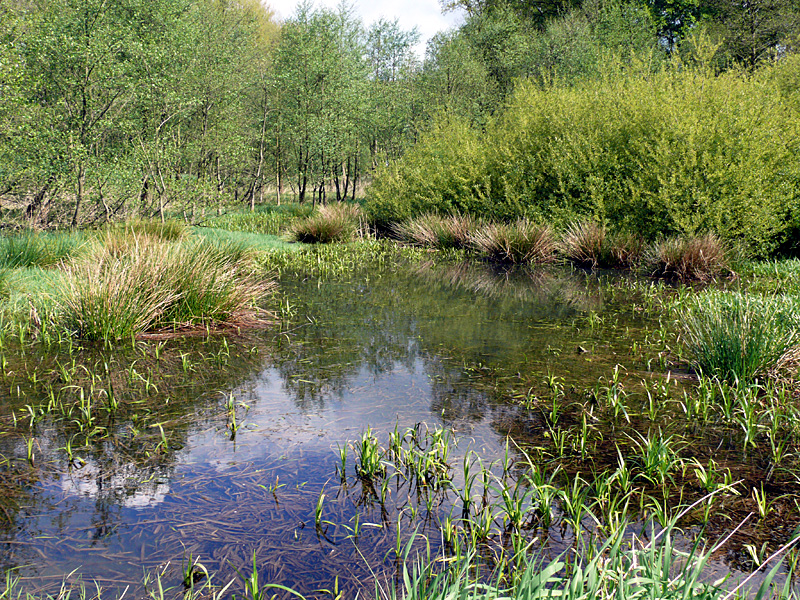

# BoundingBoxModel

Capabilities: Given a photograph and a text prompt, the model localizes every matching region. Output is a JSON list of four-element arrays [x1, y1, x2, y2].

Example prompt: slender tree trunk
[[351, 155, 358, 202], [276, 134, 282, 206], [72, 163, 85, 228]]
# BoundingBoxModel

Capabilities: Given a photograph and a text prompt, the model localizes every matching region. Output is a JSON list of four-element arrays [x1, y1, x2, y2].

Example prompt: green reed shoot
[[355, 427, 385, 480], [315, 489, 325, 529], [336, 443, 347, 483]]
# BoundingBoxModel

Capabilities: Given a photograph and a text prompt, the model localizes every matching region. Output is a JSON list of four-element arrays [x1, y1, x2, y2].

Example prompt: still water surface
[[0, 261, 769, 597]]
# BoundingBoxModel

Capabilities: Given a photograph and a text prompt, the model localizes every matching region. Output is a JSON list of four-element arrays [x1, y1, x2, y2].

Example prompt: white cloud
[[265, 0, 464, 58]]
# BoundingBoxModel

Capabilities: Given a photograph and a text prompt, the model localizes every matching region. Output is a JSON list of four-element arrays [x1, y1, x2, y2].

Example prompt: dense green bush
[[368, 60, 800, 256], [366, 118, 493, 227]]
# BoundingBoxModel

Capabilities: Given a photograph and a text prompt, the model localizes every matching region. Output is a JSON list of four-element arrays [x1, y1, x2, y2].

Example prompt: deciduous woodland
[[3, 0, 800, 256]]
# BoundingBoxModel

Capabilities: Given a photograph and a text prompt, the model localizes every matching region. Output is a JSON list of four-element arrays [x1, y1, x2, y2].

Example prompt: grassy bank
[[0, 226, 279, 344]]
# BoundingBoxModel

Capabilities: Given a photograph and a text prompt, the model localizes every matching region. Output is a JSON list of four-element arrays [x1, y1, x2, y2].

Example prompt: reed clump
[[57, 232, 274, 341], [469, 220, 557, 264], [560, 221, 609, 267], [289, 203, 367, 244], [644, 234, 729, 281], [682, 291, 800, 382], [392, 214, 478, 250]]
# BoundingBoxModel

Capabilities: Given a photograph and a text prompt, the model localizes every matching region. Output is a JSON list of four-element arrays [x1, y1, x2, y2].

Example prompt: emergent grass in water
[[0, 252, 798, 599]]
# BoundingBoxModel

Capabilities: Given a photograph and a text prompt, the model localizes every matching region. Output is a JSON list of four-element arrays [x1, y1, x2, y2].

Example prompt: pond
[[0, 258, 796, 598]]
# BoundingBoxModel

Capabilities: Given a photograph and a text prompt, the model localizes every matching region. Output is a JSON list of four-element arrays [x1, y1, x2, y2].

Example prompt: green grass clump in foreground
[[682, 290, 800, 382], [56, 232, 275, 341]]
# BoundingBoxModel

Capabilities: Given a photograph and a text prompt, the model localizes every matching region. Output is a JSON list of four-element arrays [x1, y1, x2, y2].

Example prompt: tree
[[271, 2, 368, 203], [419, 31, 497, 125], [702, 0, 800, 66], [13, 0, 145, 225], [365, 19, 421, 167]]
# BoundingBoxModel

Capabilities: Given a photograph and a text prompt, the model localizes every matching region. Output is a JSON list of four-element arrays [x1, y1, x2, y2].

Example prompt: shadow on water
[[0, 260, 796, 597]]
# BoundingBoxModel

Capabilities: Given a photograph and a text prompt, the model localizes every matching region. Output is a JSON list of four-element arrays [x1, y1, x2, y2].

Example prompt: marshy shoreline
[[0, 212, 799, 600]]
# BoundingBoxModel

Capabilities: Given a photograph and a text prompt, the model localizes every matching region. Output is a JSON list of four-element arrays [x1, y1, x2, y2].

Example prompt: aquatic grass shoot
[[682, 291, 800, 382]]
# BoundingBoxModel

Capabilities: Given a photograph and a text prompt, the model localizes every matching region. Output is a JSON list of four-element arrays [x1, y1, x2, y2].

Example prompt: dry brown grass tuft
[[469, 220, 558, 264], [392, 214, 478, 249], [561, 221, 607, 267], [644, 234, 729, 281], [289, 203, 367, 243]]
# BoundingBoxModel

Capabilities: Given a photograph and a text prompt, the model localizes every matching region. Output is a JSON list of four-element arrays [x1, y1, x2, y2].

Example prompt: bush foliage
[[367, 60, 800, 257]]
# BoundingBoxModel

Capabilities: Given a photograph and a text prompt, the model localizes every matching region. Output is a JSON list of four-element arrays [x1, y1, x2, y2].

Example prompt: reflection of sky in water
[[183, 360, 507, 480], [1, 265, 794, 596], [59, 461, 170, 509]]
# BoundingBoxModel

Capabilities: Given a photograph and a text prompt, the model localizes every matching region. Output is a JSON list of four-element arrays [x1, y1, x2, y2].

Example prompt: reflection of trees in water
[[425, 356, 490, 424], [412, 261, 602, 317], [274, 263, 605, 413]]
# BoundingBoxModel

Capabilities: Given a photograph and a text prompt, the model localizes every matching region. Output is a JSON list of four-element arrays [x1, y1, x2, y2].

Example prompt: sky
[[265, 0, 465, 58]]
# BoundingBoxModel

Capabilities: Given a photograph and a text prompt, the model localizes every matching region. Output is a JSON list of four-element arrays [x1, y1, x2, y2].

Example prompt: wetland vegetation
[[4, 0, 800, 594], [0, 215, 799, 599]]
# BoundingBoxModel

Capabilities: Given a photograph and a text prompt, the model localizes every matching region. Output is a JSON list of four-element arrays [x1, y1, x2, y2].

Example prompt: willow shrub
[[368, 60, 800, 256], [367, 118, 493, 228]]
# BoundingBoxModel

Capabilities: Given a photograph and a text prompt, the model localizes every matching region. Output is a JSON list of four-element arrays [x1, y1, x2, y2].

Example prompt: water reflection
[[0, 261, 790, 597]]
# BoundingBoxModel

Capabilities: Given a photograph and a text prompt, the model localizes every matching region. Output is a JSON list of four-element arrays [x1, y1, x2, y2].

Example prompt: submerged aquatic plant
[[682, 291, 800, 382]]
